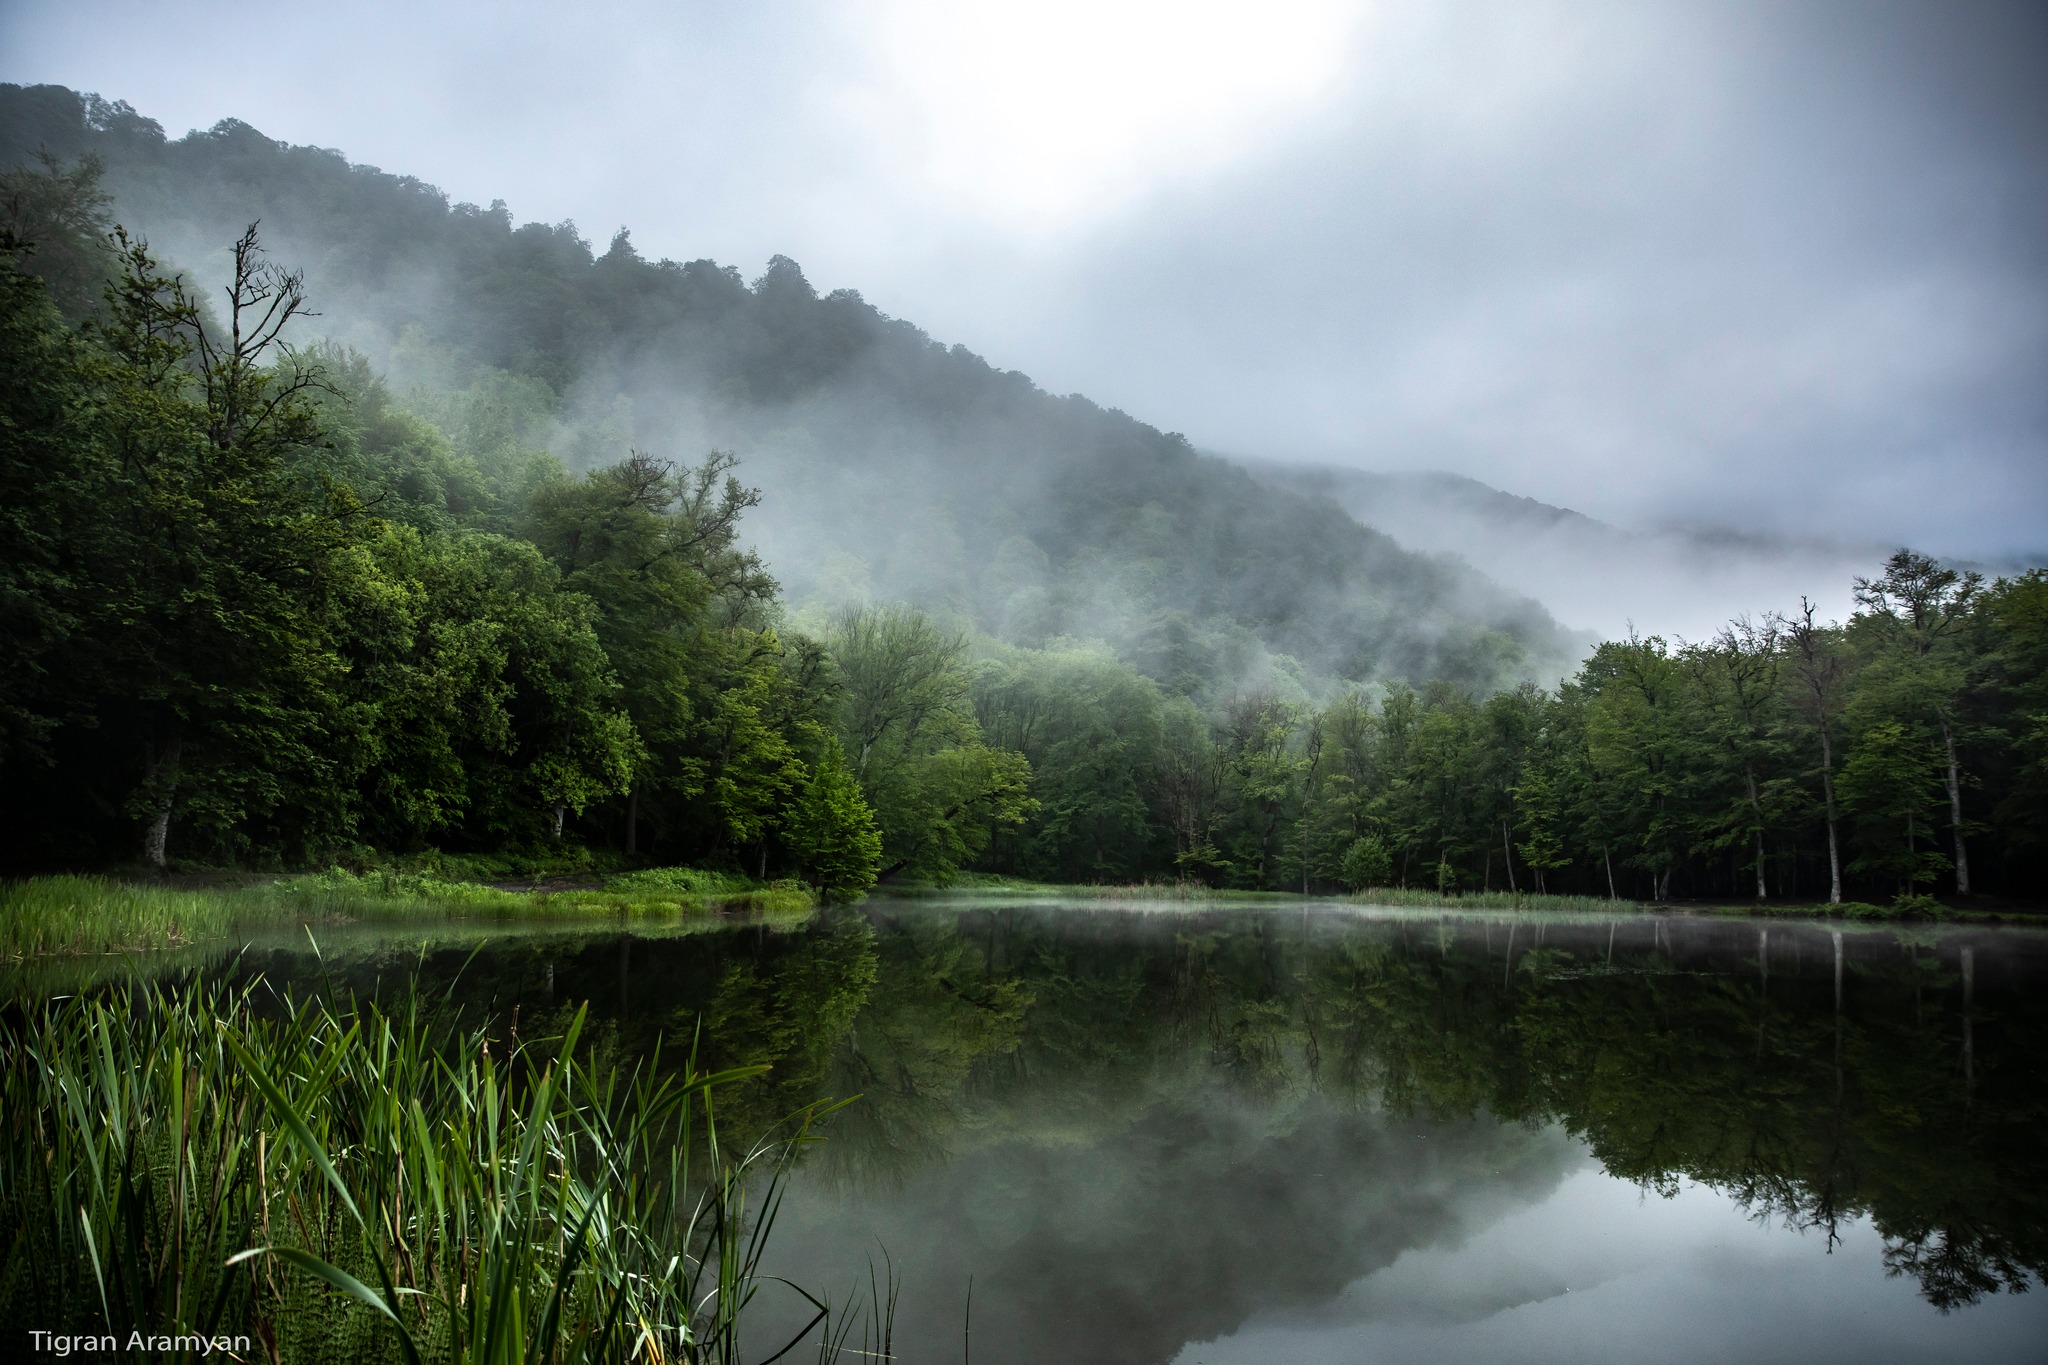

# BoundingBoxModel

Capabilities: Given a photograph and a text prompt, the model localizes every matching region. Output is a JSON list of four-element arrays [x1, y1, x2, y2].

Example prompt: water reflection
[[89, 900, 2048, 1363]]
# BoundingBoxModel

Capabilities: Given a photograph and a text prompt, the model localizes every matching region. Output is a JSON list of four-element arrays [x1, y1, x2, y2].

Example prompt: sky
[[3, 0, 2044, 560]]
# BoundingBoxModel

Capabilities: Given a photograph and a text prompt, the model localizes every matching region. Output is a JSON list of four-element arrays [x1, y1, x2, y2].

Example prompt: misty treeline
[[2, 113, 2043, 900], [1, 216, 1033, 888], [5, 212, 2044, 901], [0, 83, 1580, 701], [973, 552, 2048, 902]]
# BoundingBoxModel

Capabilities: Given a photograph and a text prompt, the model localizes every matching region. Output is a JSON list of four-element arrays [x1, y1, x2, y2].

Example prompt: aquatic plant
[[0, 980, 859, 1362]]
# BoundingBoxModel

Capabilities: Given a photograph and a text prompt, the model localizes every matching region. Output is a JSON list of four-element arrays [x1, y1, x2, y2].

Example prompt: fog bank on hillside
[[1254, 464, 2039, 643]]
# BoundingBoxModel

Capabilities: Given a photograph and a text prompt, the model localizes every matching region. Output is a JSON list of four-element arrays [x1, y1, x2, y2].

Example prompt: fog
[[1251, 462, 1922, 642], [3, 0, 2041, 622]]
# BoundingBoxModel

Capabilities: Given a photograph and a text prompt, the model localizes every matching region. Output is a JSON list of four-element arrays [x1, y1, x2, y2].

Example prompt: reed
[[0, 980, 864, 1362]]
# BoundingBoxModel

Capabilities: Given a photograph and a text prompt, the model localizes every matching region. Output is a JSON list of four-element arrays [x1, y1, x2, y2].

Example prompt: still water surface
[[130, 899, 2048, 1362]]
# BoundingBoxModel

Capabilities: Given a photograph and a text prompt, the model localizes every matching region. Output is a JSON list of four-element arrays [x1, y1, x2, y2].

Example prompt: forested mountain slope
[[0, 83, 1579, 698]]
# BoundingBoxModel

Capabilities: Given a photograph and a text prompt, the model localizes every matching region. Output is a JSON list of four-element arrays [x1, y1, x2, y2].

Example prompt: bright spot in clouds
[[838, 0, 1367, 228]]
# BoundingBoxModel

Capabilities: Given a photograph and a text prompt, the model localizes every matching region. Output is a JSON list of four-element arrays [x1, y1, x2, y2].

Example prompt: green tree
[[1782, 598, 1853, 903], [1340, 834, 1392, 890], [87, 226, 361, 866], [1838, 720, 1950, 895], [1583, 636, 1699, 900], [829, 605, 1033, 882], [1852, 550, 1984, 894], [0, 151, 115, 320], [784, 736, 883, 894], [1689, 617, 1788, 900], [1511, 766, 1568, 894]]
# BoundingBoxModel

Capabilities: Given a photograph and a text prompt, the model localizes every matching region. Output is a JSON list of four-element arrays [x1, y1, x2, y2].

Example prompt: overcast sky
[[4, 0, 2044, 558]]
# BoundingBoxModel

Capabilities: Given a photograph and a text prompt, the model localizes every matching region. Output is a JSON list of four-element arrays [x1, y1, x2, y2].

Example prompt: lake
[[69, 897, 2048, 1364]]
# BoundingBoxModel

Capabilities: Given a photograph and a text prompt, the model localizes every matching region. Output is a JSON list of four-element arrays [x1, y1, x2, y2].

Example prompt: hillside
[[0, 83, 1580, 698]]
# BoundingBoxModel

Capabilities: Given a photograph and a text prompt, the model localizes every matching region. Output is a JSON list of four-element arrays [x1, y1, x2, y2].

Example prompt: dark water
[[159, 901, 2048, 1363]]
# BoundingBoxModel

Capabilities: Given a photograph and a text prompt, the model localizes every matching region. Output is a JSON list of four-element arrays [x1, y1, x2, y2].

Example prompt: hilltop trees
[[0, 84, 1583, 700]]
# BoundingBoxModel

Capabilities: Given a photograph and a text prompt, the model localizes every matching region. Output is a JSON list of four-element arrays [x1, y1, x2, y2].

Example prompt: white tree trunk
[[141, 721, 182, 871], [1744, 767, 1767, 900], [1937, 712, 1970, 895], [1820, 729, 1842, 904]]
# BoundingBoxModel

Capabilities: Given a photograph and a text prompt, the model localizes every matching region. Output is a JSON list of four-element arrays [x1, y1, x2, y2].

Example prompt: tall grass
[[0, 872, 818, 962], [0, 875, 322, 958], [0, 981, 869, 1362]]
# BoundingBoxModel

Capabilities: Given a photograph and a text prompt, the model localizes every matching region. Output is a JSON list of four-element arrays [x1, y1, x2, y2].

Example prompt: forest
[[1, 98, 2043, 904], [0, 82, 1584, 697]]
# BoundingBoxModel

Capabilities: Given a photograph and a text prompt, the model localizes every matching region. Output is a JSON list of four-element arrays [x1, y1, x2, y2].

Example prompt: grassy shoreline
[[0, 869, 815, 961], [8, 870, 2034, 966], [893, 875, 2042, 923]]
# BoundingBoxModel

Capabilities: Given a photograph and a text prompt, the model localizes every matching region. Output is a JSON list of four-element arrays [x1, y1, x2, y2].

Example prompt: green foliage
[[1838, 721, 1951, 894], [0, 148, 115, 319], [784, 737, 884, 894], [0, 982, 857, 1361], [0, 85, 1582, 697], [0, 871, 819, 963], [1340, 834, 1393, 889], [829, 605, 1034, 883], [605, 866, 764, 896], [0, 133, 2042, 905]]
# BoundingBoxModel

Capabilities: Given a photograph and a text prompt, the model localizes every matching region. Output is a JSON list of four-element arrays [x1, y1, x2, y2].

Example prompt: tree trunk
[[1744, 766, 1767, 900], [552, 804, 566, 841], [1603, 845, 1618, 901], [1501, 820, 1517, 893], [1936, 711, 1971, 895], [1818, 729, 1842, 903], [141, 718, 183, 871], [625, 789, 638, 857]]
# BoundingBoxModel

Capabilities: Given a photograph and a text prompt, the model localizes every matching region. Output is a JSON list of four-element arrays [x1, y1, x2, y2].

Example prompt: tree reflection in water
[[220, 903, 2047, 1354]]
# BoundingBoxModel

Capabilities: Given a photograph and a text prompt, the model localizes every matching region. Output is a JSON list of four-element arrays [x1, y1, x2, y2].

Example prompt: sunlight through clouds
[[834, 0, 1370, 228]]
